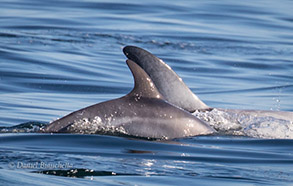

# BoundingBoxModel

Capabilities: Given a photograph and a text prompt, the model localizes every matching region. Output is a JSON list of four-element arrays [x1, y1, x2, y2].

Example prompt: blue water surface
[[0, 0, 293, 185]]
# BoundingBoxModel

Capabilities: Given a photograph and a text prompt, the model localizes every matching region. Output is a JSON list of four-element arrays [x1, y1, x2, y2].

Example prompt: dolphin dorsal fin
[[123, 46, 210, 112], [126, 59, 163, 99]]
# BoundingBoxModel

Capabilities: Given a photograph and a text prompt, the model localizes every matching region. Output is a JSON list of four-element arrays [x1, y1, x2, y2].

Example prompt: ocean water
[[0, 0, 293, 185]]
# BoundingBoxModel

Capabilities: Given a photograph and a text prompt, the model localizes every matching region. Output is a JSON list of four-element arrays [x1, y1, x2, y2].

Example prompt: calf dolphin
[[123, 46, 293, 123], [42, 59, 215, 139]]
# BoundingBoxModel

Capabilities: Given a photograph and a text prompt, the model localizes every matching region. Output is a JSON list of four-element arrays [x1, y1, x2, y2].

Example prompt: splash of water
[[0, 122, 46, 133], [193, 109, 293, 139], [69, 116, 128, 135]]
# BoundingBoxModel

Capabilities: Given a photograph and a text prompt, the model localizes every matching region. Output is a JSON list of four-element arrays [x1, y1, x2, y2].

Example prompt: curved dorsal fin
[[126, 59, 163, 99], [123, 46, 210, 112]]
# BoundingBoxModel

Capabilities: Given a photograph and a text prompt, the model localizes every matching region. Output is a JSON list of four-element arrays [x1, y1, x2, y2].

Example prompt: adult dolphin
[[42, 59, 215, 139], [123, 46, 293, 122]]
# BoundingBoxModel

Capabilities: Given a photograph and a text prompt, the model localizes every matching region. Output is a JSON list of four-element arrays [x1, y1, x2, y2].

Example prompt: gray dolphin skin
[[42, 59, 215, 139], [123, 46, 293, 122], [123, 46, 210, 112]]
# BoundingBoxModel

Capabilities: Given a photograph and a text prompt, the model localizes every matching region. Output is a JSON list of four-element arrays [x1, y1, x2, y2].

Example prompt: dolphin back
[[41, 59, 215, 139]]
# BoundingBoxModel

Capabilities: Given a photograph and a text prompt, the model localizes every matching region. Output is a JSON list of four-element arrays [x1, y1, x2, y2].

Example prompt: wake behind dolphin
[[42, 59, 214, 139], [123, 46, 293, 139]]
